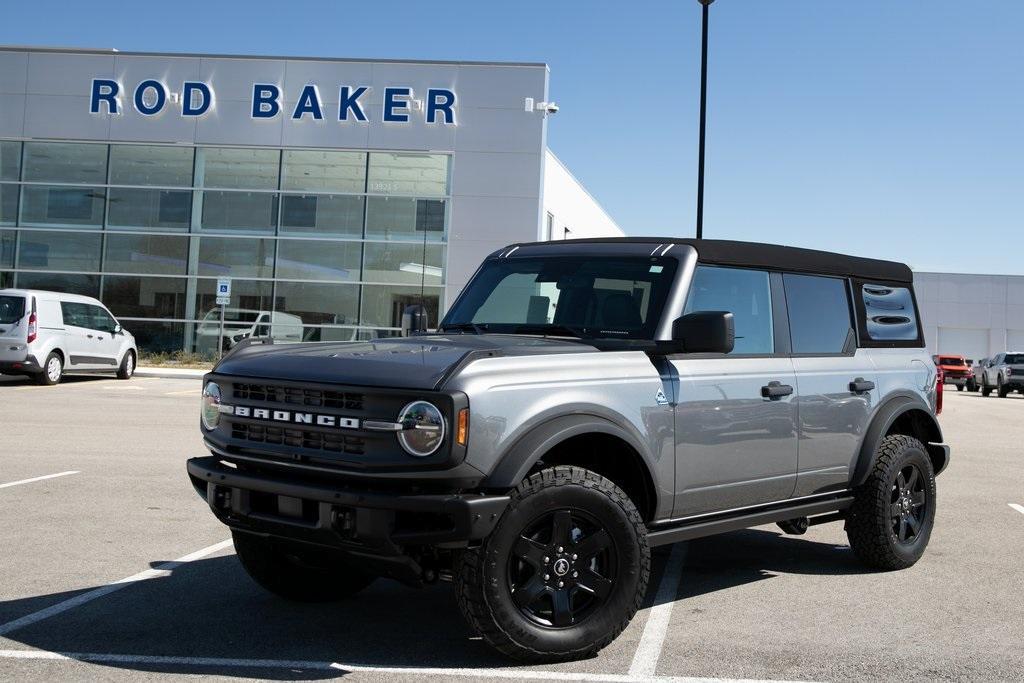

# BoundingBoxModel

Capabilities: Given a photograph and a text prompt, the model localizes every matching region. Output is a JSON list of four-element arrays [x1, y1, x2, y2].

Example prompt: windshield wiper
[[440, 322, 489, 335], [510, 324, 591, 339]]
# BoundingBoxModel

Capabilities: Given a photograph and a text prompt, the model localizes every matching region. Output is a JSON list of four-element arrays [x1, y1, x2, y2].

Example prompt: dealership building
[[0, 46, 621, 353]]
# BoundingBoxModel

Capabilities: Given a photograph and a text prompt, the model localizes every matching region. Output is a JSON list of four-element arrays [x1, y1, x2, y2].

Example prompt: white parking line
[[0, 539, 232, 637], [628, 543, 688, 678], [1009, 503, 1024, 516], [0, 649, 810, 682], [164, 389, 201, 396], [0, 471, 79, 490]]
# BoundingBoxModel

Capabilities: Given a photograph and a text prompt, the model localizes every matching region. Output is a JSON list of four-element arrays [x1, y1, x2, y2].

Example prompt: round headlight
[[397, 401, 445, 457], [201, 382, 222, 431]]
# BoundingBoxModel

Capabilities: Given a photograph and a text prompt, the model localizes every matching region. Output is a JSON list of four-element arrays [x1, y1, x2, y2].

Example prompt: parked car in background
[[979, 352, 1024, 397], [968, 358, 988, 392], [194, 309, 303, 356], [0, 289, 137, 385], [933, 354, 971, 391]]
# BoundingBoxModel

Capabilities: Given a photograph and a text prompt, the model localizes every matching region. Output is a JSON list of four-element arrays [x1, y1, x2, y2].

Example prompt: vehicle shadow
[[0, 374, 116, 387], [0, 528, 867, 678]]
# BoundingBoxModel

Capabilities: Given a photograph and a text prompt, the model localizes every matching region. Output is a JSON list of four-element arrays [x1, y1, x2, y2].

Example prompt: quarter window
[[861, 284, 919, 341], [784, 274, 853, 354], [684, 266, 774, 354]]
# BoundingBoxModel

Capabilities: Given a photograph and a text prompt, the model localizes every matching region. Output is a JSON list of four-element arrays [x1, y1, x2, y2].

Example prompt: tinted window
[[0, 295, 25, 324], [1005, 354, 1024, 364], [88, 305, 117, 332], [60, 301, 92, 328], [862, 284, 919, 341], [784, 274, 853, 354], [684, 265, 774, 354]]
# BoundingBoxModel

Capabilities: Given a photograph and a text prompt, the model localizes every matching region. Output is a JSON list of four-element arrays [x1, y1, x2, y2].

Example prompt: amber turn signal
[[456, 408, 469, 446]]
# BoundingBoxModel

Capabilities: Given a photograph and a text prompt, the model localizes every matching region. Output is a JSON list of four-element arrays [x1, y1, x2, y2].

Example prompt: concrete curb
[[135, 366, 208, 379]]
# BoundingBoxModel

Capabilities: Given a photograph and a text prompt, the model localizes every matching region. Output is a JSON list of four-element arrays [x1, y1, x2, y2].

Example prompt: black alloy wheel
[[508, 508, 616, 628], [890, 463, 927, 545]]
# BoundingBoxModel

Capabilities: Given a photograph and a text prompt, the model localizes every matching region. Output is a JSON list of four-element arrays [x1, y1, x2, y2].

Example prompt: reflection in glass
[[197, 236, 274, 278], [280, 194, 364, 236], [104, 234, 189, 275], [102, 276, 187, 319], [107, 188, 191, 230], [360, 284, 442, 329], [201, 148, 279, 190], [21, 186, 105, 227], [0, 185, 17, 224], [23, 142, 107, 184], [365, 197, 446, 242], [16, 230, 102, 271], [275, 240, 361, 281], [273, 281, 359, 326], [15, 272, 99, 297], [109, 145, 194, 186], [362, 242, 444, 285], [122, 320, 186, 355], [194, 279, 273, 322], [0, 230, 15, 267], [282, 150, 366, 193], [201, 191, 278, 232], [367, 153, 448, 196]]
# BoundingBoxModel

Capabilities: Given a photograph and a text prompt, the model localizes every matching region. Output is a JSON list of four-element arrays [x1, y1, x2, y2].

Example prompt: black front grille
[[232, 423, 366, 455], [233, 383, 365, 412]]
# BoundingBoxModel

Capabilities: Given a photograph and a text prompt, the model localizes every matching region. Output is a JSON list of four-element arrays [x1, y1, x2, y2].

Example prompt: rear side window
[[0, 295, 25, 324], [684, 265, 774, 354], [783, 274, 853, 354], [60, 301, 92, 328], [861, 284, 919, 342]]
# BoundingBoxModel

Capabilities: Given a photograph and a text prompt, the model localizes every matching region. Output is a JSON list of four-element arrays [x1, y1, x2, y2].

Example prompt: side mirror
[[401, 304, 429, 337], [672, 311, 735, 354], [114, 323, 123, 335]]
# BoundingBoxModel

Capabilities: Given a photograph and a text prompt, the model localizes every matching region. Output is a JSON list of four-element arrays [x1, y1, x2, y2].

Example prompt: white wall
[[914, 271, 1024, 358], [541, 149, 623, 241]]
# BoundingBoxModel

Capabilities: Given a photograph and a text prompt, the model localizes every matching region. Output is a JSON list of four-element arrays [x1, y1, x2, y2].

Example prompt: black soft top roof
[[506, 237, 913, 284]]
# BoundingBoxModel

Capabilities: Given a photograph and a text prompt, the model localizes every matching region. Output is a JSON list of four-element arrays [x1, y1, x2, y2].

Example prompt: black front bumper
[[187, 456, 509, 582], [0, 357, 40, 374]]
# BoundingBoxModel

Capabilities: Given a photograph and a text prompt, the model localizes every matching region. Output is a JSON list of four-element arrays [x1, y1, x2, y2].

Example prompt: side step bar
[[646, 495, 854, 547]]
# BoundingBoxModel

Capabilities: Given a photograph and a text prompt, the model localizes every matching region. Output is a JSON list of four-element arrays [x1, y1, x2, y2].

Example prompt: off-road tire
[[35, 352, 63, 385], [116, 350, 135, 379], [997, 377, 1009, 398], [232, 530, 375, 602], [846, 435, 936, 571], [956, 383, 964, 392], [966, 377, 977, 392], [455, 466, 650, 663], [982, 381, 992, 397]]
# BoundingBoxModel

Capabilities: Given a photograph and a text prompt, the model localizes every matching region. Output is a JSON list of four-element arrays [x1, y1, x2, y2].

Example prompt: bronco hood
[[211, 335, 597, 390]]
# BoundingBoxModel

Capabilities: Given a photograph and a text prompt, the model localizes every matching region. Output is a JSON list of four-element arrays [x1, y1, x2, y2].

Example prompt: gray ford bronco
[[187, 238, 949, 662]]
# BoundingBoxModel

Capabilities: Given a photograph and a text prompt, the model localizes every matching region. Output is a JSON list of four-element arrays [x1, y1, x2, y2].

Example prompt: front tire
[[35, 352, 63, 386], [845, 435, 936, 570], [455, 466, 650, 663], [232, 530, 375, 602], [116, 350, 135, 379]]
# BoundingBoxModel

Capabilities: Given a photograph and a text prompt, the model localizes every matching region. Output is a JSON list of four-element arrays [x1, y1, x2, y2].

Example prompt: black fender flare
[[851, 393, 947, 487], [482, 413, 655, 492]]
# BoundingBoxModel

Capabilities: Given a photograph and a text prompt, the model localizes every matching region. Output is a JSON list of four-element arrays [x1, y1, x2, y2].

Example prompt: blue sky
[[3, 1, 1022, 273]]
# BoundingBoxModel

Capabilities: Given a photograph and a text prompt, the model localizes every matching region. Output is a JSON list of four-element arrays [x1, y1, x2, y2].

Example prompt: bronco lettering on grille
[[228, 405, 360, 430]]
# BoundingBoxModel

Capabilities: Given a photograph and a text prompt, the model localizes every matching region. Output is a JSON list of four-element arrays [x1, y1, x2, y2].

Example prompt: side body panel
[[447, 351, 676, 521], [791, 352, 878, 497], [670, 356, 799, 517]]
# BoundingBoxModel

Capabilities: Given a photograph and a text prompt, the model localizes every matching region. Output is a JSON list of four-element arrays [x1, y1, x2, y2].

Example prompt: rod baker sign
[[88, 79, 458, 124]]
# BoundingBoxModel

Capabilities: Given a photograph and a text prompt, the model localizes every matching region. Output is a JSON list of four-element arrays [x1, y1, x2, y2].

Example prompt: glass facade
[[0, 140, 449, 355]]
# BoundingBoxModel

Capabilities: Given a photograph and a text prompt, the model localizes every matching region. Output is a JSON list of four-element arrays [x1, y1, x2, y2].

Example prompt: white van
[[0, 289, 138, 385], [194, 308, 303, 355]]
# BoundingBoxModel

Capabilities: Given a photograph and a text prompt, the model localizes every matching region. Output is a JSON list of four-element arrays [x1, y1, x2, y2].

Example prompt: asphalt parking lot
[[1, 375, 1022, 682]]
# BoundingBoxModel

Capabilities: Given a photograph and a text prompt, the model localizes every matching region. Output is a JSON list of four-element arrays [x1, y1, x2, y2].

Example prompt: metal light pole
[[695, 0, 714, 239]]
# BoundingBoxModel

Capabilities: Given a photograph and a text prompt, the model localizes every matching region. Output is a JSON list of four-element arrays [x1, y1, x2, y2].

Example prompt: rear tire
[[232, 530, 375, 602], [956, 383, 964, 392], [116, 350, 135, 380], [35, 352, 63, 386], [998, 377, 1009, 398], [845, 435, 936, 571], [455, 466, 650, 663]]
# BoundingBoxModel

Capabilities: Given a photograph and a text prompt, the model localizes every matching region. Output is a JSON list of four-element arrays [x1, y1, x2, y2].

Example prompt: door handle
[[86, 334, 94, 339], [761, 381, 794, 399], [849, 377, 875, 393]]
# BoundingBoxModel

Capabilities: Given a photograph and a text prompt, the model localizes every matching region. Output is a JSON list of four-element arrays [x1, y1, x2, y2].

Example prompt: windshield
[[938, 357, 965, 366], [0, 295, 26, 325], [1005, 354, 1024, 365], [443, 256, 678, 339]]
